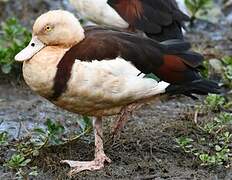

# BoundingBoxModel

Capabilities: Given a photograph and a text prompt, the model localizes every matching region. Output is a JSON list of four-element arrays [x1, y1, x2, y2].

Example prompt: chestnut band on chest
[[51, 46, 77, 100]]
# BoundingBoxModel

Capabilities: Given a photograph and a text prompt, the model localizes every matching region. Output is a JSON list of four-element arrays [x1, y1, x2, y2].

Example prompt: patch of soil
[[0, 78, 231, 180]]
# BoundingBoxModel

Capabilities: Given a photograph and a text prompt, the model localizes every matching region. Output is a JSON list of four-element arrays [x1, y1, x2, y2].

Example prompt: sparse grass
[[176, 94, 232, 167], [4, 154, 38, 179], [204, 94, 226, 112]]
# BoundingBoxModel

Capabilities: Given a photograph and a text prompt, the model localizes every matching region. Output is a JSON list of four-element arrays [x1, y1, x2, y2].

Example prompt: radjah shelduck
[[70, 0, 189, 41], [15, 10, 219, 176]]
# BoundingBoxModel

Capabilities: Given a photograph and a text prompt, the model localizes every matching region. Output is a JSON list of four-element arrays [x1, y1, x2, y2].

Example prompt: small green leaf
[[19, 158, 31, 167], [29, 170, 38, 177], [215, 145, 222, 152], [33, 128, 46, 135], [0, 132, 8, 146], [79, 116, 92, 132], [199, 153, 209, 162]]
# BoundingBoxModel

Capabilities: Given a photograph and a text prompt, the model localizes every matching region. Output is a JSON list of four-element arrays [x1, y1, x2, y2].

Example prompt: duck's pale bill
[[15, 36, 45, 62]]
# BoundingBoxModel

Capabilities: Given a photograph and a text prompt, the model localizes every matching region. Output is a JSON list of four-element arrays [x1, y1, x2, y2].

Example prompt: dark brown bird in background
[[70, 0, 189, 41]]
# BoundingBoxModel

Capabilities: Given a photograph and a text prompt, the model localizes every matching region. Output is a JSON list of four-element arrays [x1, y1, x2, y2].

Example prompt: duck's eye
[[31, 43, 35, 47], [45, 25, 52, 32]]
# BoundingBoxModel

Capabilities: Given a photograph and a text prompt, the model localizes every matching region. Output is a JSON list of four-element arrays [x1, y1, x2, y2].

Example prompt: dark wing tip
[[166, 79, 222, 99]]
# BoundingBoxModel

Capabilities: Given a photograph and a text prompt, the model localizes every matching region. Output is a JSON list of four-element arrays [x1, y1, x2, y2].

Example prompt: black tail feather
[[177, 51, 204, 68], [166, 79, 221, 99], [161, 39, 191, 52]]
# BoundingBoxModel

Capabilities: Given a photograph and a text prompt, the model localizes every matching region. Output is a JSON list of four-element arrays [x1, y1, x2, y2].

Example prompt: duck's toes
[[61, 154, 111, 176]]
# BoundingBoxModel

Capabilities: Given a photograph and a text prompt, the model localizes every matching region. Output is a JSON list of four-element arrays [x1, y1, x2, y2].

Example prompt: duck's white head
[[15, 10, 85, 62]]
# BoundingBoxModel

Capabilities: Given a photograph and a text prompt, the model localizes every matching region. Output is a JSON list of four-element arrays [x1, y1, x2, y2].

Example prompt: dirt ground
[[0, 75, 231, 180]]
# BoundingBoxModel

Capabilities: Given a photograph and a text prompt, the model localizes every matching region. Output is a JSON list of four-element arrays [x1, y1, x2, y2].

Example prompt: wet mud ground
[[0, 76, 231, 180]]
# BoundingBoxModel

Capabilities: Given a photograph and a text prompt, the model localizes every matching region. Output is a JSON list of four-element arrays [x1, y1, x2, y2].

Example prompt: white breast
[[56, 57, 169, 115], [22, 47, 67, 98], [70, 0, 129, 28]]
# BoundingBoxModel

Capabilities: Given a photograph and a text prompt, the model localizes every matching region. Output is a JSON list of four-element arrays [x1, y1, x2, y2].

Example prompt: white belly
[[54, 58, 169, 116]]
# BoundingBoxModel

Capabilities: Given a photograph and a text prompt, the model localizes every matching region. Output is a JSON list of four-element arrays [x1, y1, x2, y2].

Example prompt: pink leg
[[61, 117, 111, 176], [112, 108, 130, 136], [112, 103, 143, 136]]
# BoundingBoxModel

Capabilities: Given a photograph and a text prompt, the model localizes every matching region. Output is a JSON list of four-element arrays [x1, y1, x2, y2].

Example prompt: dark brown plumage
[[108, 0, 190, 41]]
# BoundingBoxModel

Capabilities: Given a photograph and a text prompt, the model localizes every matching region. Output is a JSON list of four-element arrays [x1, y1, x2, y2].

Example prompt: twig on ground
[[135, 174, 158, 180], [194, 109, 199, 124], [17, 121, 22, 139]]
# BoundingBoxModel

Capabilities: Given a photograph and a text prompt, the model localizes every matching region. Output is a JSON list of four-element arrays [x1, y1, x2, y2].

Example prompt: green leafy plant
[[78, 116, 92, 133], [215, 113, 232, 125], [16, 117, 92, 158], [176, 111, 232, 166], [34, 118, 65, 145], [0, 18, 31, 74], [204, 94, 226, 111], [2, 117, 92, 178], [200, 61, 210, 78], [176, 137, 194, 152], [200, 56, 232, 93], [203, 113, 232, 133], [222, 56, 232, 88], [0, 131, 8, 146], [184, 0, 212, 24], [34, 116, 92, 144], [6, 154, 31, 169], [199, 146, 230, 166], [5, 154, 38, 179]]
